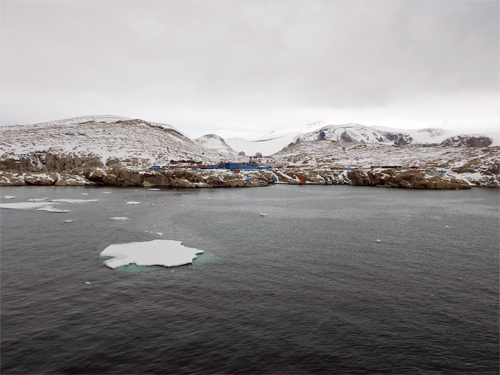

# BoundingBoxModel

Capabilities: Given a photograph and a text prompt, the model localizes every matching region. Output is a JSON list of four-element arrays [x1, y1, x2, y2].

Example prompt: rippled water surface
[[1, 185, 498, 374]]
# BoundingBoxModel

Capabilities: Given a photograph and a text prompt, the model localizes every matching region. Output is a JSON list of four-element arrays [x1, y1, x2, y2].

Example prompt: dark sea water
[[1, 185, 498, 374]]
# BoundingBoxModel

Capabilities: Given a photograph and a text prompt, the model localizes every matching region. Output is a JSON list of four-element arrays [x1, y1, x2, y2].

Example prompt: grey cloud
[[1, 1, 498, 130]]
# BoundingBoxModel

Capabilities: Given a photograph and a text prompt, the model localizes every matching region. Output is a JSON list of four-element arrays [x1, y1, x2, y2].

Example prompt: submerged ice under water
[[1, 185, 498, 374]]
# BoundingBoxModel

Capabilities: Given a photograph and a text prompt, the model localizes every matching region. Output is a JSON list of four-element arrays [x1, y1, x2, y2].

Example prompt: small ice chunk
[[64, 219, 73, 223], [85, 281, 91, 284], [150, 203, 155, 206], [376, 239, 382, 243], [81, 193, 89, 196], [4, 196, 15, 199], [156, 232, 163, 236], [260, 213, 266, 216], [102, 192, 112, 194], [126, 201, 141, 205], [100, 239, 204, 269], [182, 195, 190, 197], [148, 188, 161, 191], [28, 198, 47, 202], [51, 199, 99, 203], [110, 217, 130, 221]]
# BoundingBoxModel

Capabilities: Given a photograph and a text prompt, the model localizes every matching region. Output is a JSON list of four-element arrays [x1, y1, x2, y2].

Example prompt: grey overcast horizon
[[1, 0, 498, 139]]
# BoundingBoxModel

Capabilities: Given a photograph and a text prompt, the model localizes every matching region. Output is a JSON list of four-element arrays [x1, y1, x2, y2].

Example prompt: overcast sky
[[1, 0, 498, 138]]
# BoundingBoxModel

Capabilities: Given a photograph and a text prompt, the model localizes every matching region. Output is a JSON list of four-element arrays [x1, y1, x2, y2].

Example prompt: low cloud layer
[[1, 1, 498, 136]]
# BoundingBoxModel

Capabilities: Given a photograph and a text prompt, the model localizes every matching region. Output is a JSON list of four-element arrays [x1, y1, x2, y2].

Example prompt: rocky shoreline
[[1, 149, 498, 189], [0, 165, 478, 190]]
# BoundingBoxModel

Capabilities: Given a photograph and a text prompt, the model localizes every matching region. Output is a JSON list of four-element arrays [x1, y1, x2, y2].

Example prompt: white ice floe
[[81, 193, 89, 196], [0, 202, 55, 210], [51, 199, 100, 203], [64, 219, 74, 223], [37, 206, 71, 213], [147, 188, 161, 191], [28, 198, 47, 202], [260, 213, 266, 216], [126, 201, 141, 205], [156, 232, 163, 236], [102, 192, 112, 194], [110, 217, 130, 221], [4, 196, 15, 199], [100, 239, 204, 269], [376, 239, 382, 243]]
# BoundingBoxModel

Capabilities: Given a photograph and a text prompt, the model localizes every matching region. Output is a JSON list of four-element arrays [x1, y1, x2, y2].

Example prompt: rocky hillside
[[272, 141, 500, 187]]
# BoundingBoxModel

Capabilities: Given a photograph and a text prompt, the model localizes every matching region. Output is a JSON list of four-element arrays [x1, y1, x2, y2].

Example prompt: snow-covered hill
[[0, 115, 235, 168], [194, 134, 235, 154]]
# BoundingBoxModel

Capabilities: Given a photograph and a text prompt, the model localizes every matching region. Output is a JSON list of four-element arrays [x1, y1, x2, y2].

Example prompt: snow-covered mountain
[[226, 121, 499, 155], [300, 123, 499, 147], [296, 123, 414, 145], [0, 115, 235, 168], [194, 134, 235, 154], [224, 121, 328, 156], [1, 116, 498, 188], [2, 116, 497, 165]]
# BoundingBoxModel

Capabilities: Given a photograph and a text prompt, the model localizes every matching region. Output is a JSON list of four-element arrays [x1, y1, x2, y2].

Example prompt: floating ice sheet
[[110, 217, 130, 221], [127, 201, 141, 205], [0, 202, 55, 210], [51, 199, 100, 203], [100, 239, 204, 269], [3, 196, 15, 199], [37, 206, 71, 213]]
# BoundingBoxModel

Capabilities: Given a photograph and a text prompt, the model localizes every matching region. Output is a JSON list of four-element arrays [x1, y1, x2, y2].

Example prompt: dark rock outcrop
[[346, 170, 471, 189], [441, 135, 493, 147]]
